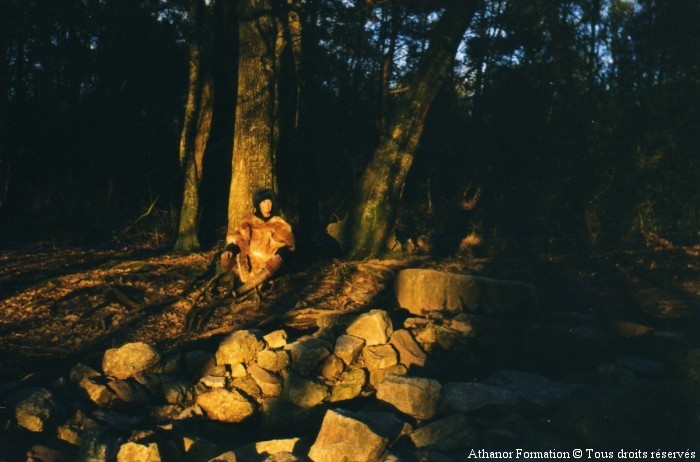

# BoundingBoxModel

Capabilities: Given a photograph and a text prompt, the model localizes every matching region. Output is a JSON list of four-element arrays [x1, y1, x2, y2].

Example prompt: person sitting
[[220, 188, 295, 298]]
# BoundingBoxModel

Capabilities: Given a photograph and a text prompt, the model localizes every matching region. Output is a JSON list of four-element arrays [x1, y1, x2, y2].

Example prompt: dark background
[[1, 0, 698, 253]]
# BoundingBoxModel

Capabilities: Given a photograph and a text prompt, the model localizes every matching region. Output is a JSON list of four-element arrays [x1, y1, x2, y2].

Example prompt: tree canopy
[[1, 0, 698, 253]]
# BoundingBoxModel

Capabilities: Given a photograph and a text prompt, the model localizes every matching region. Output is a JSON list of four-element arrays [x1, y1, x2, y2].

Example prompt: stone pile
[[8, 268, 592, 462]]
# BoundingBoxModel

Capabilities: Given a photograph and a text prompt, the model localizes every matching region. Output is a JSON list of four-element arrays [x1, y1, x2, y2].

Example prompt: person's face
[[259, 199, 273, 217]]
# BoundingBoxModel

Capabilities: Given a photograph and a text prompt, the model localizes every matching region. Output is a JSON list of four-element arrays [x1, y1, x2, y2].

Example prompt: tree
[[227, 0, 300, 233], [174, 0, 214, 251], [345, 1, 478, 260]]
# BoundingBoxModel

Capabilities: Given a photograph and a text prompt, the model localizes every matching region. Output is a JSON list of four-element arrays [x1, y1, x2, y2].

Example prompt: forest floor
[[1, 240, 699, 450]]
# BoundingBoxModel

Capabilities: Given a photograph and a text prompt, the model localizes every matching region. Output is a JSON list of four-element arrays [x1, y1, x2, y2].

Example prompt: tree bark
[[228, 0, 299, 232], [346, 1, 478, 260], [174, 0, 212, 252]]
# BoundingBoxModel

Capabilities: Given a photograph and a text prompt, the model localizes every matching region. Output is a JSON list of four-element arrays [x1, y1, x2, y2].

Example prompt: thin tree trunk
[[346, 1, 478, 260], [175, 0, 210, 252]]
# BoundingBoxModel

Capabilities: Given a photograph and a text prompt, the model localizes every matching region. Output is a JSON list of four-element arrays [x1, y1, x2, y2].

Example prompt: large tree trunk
[[346, 2, 478, 260], [175, 0, 211, 252], [227, 0, 283, 232]]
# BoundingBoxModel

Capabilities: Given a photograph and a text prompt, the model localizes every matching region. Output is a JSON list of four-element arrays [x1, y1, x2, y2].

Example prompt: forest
[[1, 0, 700, 459], [1, 0, 697, 253]]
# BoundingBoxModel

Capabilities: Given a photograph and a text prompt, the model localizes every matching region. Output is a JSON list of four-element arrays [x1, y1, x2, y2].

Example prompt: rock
[[26, 445, 64, 462], [256, 349, 290, 372], [369, 364, 407, 389], [107, 379, 150, 405], [403, 318, 438, 352], [116, 442, 161, 462], [264, 330, 289, 349], [196, 388, 255, 423], [208, 452, 236, 462], [216, 330, 265, 366], [182, 437, 225, 461], [611, 321, 654, 338], [70, 363, 101, 383], [334, 335, 365, 366], [79, 378, 118, 407], [409, 414, 476, 451], [150, 405, 184, 422], [616, 356, 665, 375], [329, 368, 367, 402], [346, 310, 393, 346], [483, 370, 585, 407], [354, 411, 413, 443], [76, 435, 118, 462], [199, 376, 227, 389], [362, 344, 398, 371], [234, 438, 301, 461], [320, 354, 345, 380], [376, 375, 441, 420], [248, 364, 283, 397], [161, 380, 194, 405], [102, 343, 161, 379], [395, 269, 537, 317], [231, 376, 263, 400], [231, 363, 248, 378], [286, 338, 331, 376], [282, 373, 328, 409], [308, 409, 389, 462], [389, 329, 427, 369], [439, 382, 519, 414], [57, 410, 99, 447], [15, 388, 59, 432]]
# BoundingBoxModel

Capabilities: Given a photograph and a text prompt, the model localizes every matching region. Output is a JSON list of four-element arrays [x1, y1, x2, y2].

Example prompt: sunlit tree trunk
[[174, 0, 212, 251], [228, 0, 299, 232], [346, 1, 478, 260]]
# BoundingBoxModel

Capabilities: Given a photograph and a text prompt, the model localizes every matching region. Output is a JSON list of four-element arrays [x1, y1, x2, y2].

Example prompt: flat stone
[[199, 376, 227, 389], [439, 382, 519, 413], [70, 363, 101, 383], [334, 335, 365, 365], [256, 349, 290, 372], [329, 367, 367, 402], [216, 330, 264, 366], [264, 330, 289, 349], [107, 379, 150, 405], [57, 410, 99, 447], [390, 329, 427, 368], [376, 374, 441, 420], [346, 310, 393, 346], [103, 342, 161, 379], [369, 364, 407, 389], [116, 442, 161, 462], [483, 369, 584, 407], [79, 378, 118, 407], [248, 363, 283, 397], [161, 380, 194, 405], [196, 388, 255, 423], [320, 354, 345, 380], [282, 372, 328, 409], [286, 338, 331, 376], [308, 409, 389, 462], [410, 414, 476, 451], [362, 344, 398, 371], [395, 269, 537, 317]]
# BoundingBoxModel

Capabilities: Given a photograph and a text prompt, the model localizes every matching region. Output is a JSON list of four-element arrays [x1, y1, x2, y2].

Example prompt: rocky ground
[[0, 242, 699, 461]]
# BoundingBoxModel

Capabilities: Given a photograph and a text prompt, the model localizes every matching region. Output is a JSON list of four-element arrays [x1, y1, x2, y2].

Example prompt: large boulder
[[346, 310, 393, 346], [102, 342, 161, 379], [395, 269, 537, 317], [216, 330, 264, 366], [376, 374, 441, 420], [308, 409, 389, 462], [196, 388, 255, 423]]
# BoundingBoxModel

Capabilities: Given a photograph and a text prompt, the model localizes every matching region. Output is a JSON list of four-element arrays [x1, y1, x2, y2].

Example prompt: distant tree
[[174, 0, 214, 251], [345, 1, 478, 259]]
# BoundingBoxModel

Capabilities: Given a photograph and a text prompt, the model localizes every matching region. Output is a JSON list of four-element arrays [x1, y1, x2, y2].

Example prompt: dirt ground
[[1, 241, 698, 385]]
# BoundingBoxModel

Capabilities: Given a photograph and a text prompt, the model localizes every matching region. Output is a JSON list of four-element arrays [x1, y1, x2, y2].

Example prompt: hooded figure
[[221, 188, 295, 297]]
